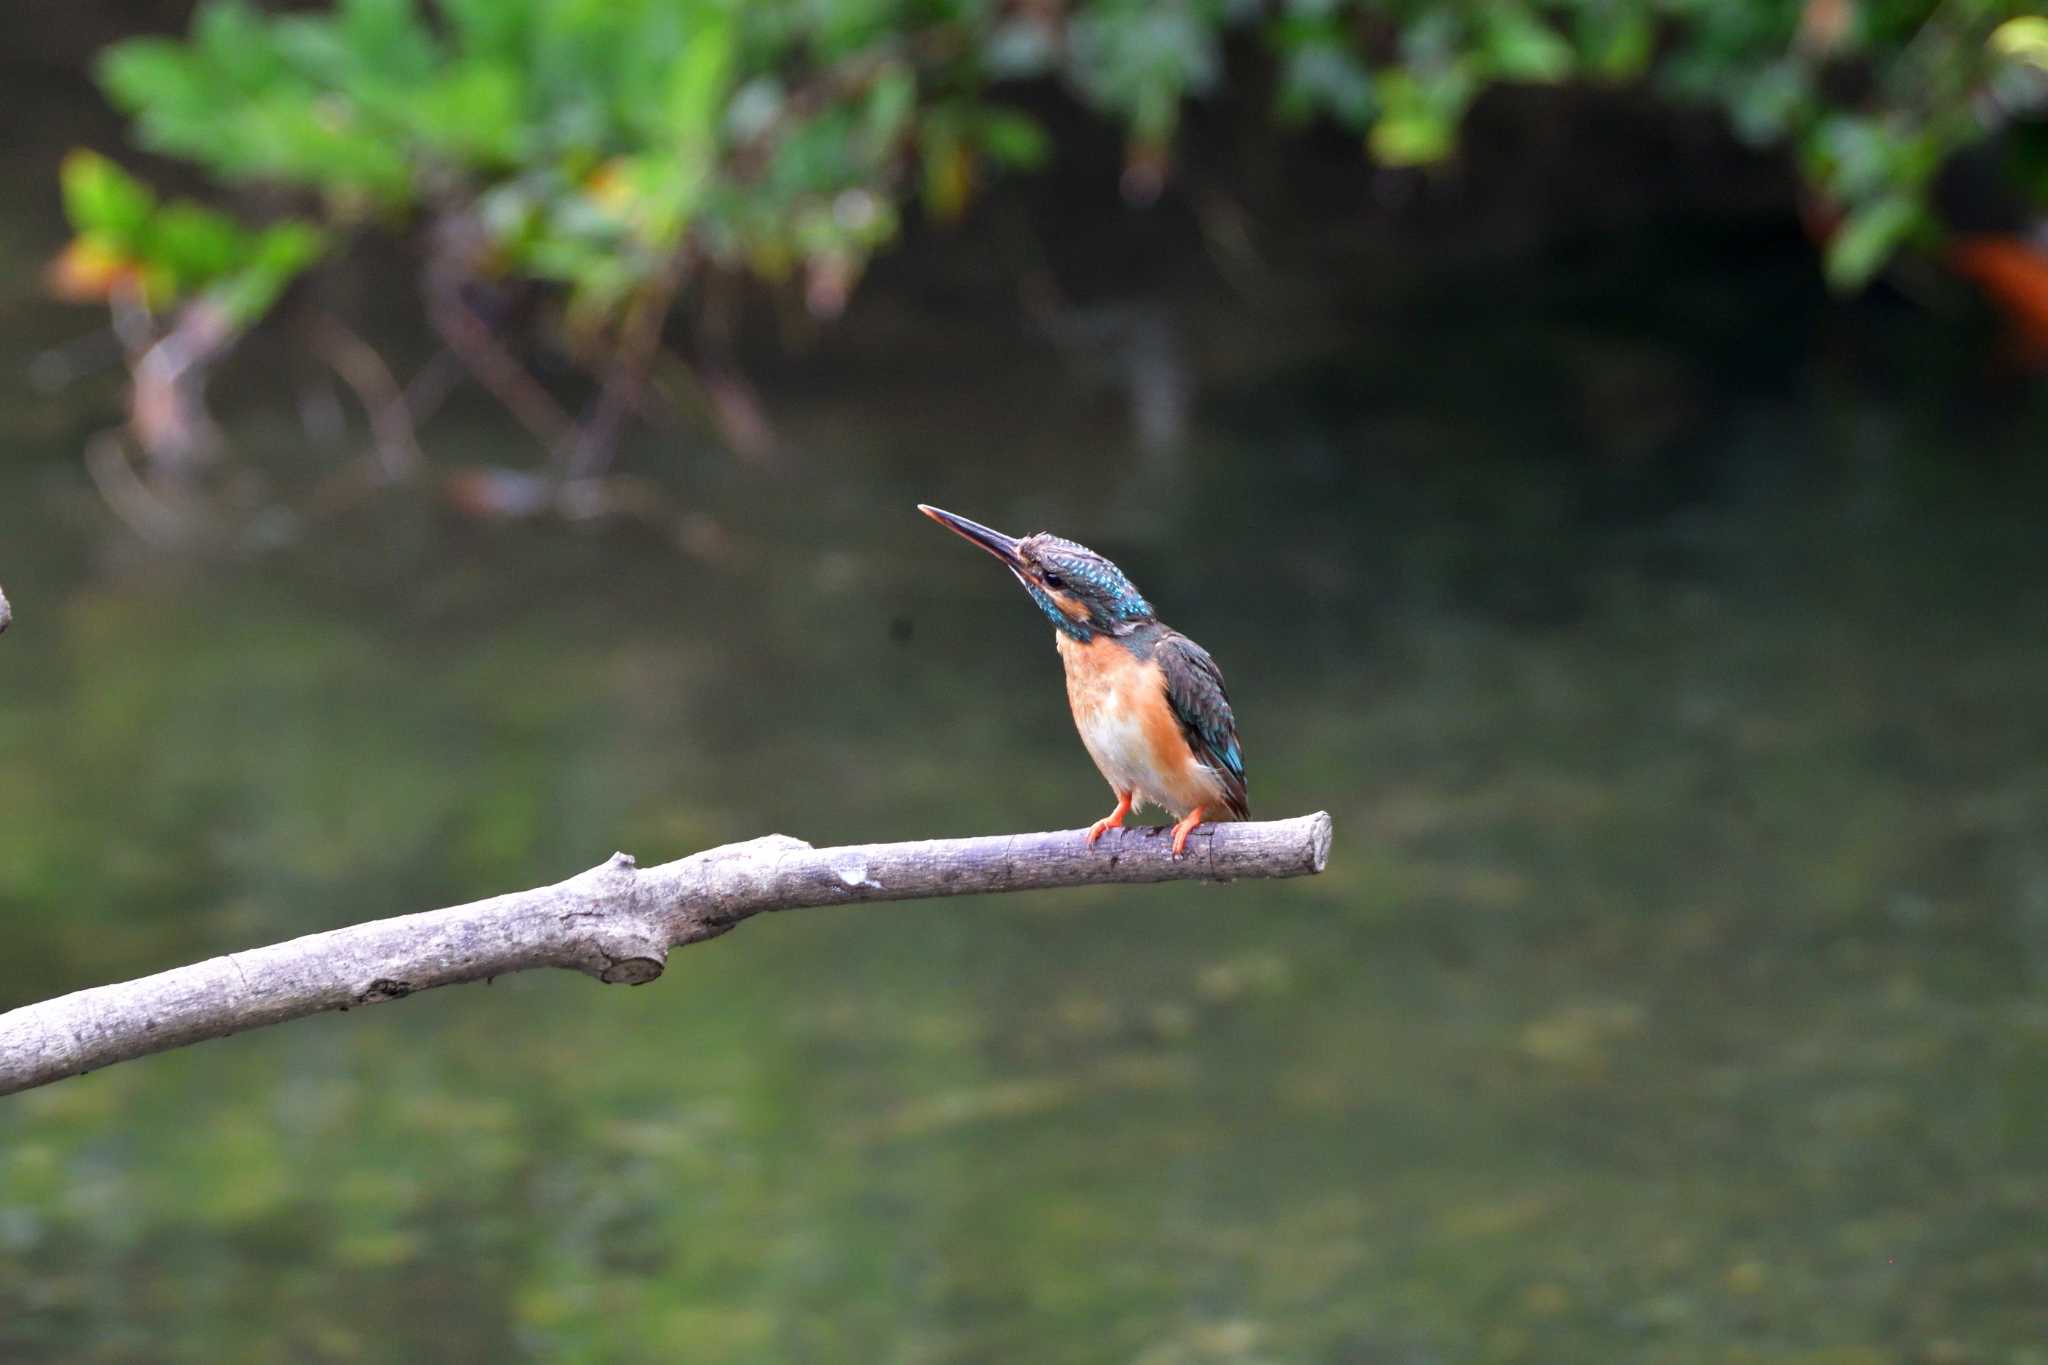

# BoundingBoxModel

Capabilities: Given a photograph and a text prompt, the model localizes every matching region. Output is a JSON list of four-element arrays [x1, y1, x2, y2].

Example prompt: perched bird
[[918, 504, 1248, 858]]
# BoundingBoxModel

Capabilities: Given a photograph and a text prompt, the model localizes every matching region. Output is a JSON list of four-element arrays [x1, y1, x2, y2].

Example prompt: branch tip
[[1308, 811, 1333, 874]]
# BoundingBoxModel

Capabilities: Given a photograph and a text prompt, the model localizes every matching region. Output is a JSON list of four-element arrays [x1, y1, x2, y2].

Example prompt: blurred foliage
[[53, 0, 2048, 357], [52, 150, 325, 322]]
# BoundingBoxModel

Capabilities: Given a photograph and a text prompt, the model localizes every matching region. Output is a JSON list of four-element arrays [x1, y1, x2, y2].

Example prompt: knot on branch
[[354, 977, 414, 1003], [562, 852, 670, 985], [598, 955, 664, 985]]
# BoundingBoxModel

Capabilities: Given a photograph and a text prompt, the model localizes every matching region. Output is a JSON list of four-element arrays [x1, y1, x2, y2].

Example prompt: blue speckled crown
[[1019, 534, 1152, 641]]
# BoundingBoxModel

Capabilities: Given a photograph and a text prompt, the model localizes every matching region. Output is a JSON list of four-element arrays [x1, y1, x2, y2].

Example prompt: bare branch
[[424, 228, 577, 453], [311, 316, 425, 482], [564, 247, 691, 482], [0, 814, 1332, 1096], [82, 430, 211, 548]]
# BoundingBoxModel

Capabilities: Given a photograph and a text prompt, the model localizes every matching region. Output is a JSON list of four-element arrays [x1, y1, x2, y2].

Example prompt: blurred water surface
[[3, 189, 2047, 1361]]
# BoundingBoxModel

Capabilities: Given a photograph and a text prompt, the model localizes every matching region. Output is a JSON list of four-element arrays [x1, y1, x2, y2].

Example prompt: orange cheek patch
[[1048, 589, 1091, 621]]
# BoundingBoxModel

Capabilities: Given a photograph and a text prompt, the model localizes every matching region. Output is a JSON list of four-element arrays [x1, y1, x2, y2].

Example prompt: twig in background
[[424, 228, 578, 455], [82, 430, 209, 548], [564, 249, 692, 481], [312, 316, 425, 483]]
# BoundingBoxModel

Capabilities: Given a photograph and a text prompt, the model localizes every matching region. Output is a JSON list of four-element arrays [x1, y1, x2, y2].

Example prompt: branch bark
[[0, 814, 1332, 1096]]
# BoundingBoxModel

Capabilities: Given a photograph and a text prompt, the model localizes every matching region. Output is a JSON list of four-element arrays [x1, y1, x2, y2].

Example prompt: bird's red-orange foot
[[1086, 792, 1134, 847], [1168, 806, 1206, 859]]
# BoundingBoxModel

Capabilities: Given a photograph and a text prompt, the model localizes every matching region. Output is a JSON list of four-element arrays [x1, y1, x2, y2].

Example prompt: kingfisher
[[918, 504, 1249, 858]]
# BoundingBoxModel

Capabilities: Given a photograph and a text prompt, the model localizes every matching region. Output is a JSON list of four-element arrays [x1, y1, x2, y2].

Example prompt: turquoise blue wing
[[1155, 631, 1250, 819]]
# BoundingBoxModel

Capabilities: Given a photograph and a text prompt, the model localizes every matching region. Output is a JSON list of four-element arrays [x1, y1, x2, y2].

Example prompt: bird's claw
[[1086, 795, 1134, 849]]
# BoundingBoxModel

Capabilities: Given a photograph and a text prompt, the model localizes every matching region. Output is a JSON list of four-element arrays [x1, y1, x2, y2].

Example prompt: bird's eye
[[1042, 572, 1066, 590]]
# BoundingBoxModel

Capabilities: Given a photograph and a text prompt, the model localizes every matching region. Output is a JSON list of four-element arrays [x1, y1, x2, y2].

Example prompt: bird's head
[[919, 504, 1153, 642]]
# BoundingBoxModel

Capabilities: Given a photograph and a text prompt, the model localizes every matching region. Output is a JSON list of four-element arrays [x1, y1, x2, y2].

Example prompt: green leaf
[[1576, 6, 1654, 80], [335, 0, 439, 88], [1371, 111, 1455, 165], [60, 151, 157, 247], [234, 91, 415, 200], [1726, 60, 1811, 146], [605, 19, 735, 247], [1066, 2, 1221, 142], [191, 0, 288, 93], [438, 0, 532, 66], [407, 60, 529, 166], [979, 109, 1051, 169], [1368, 68, 1471, 166], [860, 67, 917, 162], [1275, 32, 1374, 130], [253, 221, 327, 276], [1811, 113, 1906, 201], [210, 221, 327, 324], [919, 120, 974, 221], [268, 16, 358, 92], [1481, 7, 1575, 83], [96, 39, 210, 118], [984, 17, 1057, 78], [664, 17, 735, 146], [1824, 194, 1922, 291], [1990, 16, 2048, 70], [148, 202, 251, 288]]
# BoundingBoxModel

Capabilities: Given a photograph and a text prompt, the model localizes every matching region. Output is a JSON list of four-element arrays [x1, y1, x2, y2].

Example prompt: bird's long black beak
[[918, 504, 1025, 572]]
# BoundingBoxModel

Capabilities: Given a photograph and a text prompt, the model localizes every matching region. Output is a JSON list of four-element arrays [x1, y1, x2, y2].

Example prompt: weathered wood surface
[[0, 813, 1332, 1096]]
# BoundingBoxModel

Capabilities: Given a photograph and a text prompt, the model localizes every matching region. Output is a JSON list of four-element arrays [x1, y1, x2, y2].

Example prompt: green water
[[3, 233, 2047, 1362]]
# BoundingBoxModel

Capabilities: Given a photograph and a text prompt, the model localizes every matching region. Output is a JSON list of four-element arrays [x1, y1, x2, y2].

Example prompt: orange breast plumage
[[1056, 632, 1234, 819]]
